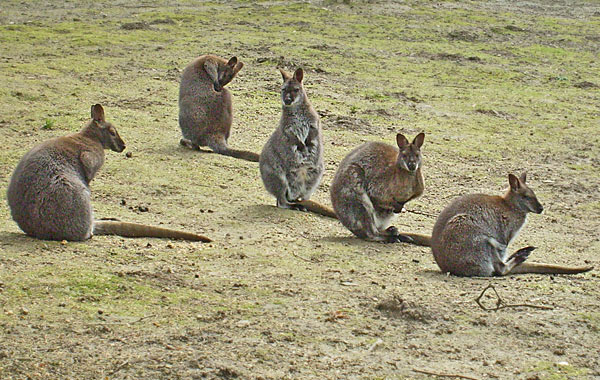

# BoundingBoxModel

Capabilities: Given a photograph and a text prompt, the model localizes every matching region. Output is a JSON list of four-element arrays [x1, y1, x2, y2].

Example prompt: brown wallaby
[[431, 173, 593, 276], [259, 67, 335, 218], [330, 133, 430, 246], [7, 104, 211, 242], [178, 54, 259, 162]]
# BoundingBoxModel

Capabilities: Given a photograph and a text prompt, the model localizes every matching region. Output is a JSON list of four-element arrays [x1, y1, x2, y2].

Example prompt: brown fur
[[178, 54, 259, 162], [330, 133, 430, 245]]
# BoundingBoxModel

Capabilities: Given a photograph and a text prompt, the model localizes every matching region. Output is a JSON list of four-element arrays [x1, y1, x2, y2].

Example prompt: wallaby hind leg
[[37, 180, 93, 241], [339, 194, 403, 243], [180, 138, 200, 150]]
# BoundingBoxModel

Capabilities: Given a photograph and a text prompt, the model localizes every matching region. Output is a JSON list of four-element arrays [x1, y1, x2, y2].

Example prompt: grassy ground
[[0, 1, 599, 379]]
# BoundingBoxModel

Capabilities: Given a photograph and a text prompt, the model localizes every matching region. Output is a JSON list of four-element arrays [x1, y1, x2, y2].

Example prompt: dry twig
[[292, 252, 312, 263], [413, 368, 480, 380], [475, 284, 553, 311], [404, 208, 437, 218]]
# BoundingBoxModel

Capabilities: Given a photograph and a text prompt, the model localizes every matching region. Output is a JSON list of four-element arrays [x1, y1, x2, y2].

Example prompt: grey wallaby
[[179, 54, 259, 162], [259, 67, 335, 218], [330, 133, 430, 245], [431, 173, 593, 276], [7, 104, 211, 242]]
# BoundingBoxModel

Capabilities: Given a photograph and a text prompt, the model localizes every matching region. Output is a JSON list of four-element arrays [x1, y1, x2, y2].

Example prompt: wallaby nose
[[407, 162, 417, 171], [283, 94, 293, 105], [213, 82, 222, 92]]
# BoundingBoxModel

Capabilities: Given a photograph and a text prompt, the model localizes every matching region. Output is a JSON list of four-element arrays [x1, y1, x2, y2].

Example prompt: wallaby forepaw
[[385, 226, 399, 236], [511, 246, 536, 263], [383, 226, 414, 244]]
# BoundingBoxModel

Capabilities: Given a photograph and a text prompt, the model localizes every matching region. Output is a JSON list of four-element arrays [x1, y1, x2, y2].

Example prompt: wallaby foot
[[495, 246, 536, 275], [276, 198, 307, 212], [383, 226, 414, 244], [508, 246, 536, 264], [290, 203, 308, 212], [180, 138, 200, 150]]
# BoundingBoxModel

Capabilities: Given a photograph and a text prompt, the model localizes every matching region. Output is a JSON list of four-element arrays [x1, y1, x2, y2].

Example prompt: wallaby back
[[260, 67, 325, 213], [179, 54, 259, 162], [330, 133, 429, 245], [431, 173, 592, 276], [93, 221, 211, 242]]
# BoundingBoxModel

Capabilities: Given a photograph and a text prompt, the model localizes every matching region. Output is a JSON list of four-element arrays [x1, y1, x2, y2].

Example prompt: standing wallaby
[[7, 104, 211, 242], [431, 173, 593, 276], [259, 67, 335, 218], [330, 133, 430, 245], [179, 54, 259, 162]]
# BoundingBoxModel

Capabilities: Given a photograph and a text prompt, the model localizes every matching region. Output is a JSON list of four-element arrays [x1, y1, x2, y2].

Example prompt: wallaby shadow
[[150, 143, 214, 157], [0, 231, 60, 249]]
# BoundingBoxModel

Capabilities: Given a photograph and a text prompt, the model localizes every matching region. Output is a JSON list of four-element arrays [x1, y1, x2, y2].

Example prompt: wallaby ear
[[396, 133, 409, 148], [520, 171, 527, 184], [234, 60, 244, 73], [508, 173, 521, 192], [294, 68, 304, 83], [91, 104, 105, 122], [227, 56, 238, 67], [412, 132, 425, 148], [279, 68, 291, 81]]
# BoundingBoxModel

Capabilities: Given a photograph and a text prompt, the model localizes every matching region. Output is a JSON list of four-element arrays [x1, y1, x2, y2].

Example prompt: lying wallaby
[[259, 67, 335, 218], [431, 173, 593, 276], [330, 133, 430, 245], [179, 54, 259, 162], [7, 104, 211, 242]]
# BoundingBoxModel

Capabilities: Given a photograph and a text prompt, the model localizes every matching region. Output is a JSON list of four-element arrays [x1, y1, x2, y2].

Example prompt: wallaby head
[[89, 104, 125, 153], [279, 68, 304, 106], [396, 132, 424, 172], [210, 56, 243, 92], [507, 172, 544, 214]]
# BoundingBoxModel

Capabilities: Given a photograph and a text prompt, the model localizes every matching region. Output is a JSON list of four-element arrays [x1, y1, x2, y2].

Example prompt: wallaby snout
[[283, 93, 294, 105], [111, 138, 126, 153], [406, 159, 418, 172]]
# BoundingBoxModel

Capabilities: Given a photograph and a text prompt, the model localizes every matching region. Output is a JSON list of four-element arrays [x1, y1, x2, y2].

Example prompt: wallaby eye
[[109, 129, 116, 136]]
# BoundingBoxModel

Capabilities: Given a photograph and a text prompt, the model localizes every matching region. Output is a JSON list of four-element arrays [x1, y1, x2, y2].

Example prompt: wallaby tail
[[93, 221, 212, 242], [298, 200, 337, 219], [398, 233, 431, 247], [221, 148, 260, 162], [510, 262, 593, 275]]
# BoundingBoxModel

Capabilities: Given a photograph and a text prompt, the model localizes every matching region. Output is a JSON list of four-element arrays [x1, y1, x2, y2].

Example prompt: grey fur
[[7, 104, 125, 241], [259, 68, 324, 209], [431, 173, 547, 276]]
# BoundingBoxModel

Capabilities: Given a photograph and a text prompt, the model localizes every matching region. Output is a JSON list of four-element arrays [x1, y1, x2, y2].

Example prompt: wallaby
[[178, 54, 259, 162], [431, 173, 593, 276], [7, 104, 211, 242], [330, 133, 430, 246], [259, 67, 335, 218]]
